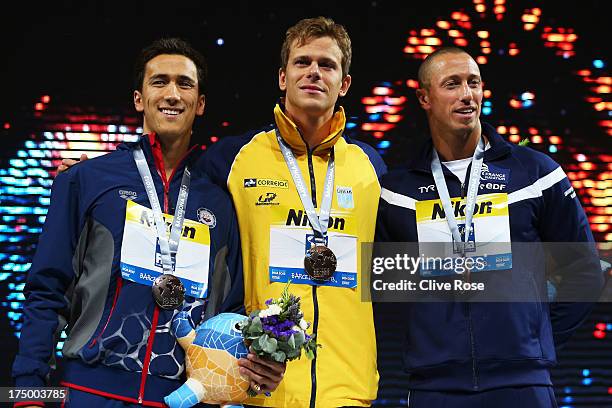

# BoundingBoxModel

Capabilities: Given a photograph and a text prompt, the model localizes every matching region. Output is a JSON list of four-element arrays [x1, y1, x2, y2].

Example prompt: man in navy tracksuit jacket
[[12, 38, 283, 407], [375, 47, 604, 407]]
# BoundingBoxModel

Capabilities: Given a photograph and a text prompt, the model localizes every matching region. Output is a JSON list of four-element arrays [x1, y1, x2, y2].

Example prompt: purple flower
[[265, 298, 274, 305]]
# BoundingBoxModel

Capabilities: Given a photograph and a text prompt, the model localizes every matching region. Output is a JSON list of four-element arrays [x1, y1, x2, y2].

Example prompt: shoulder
[[342, 135, 388, 178], [506, 143, 562, 178]]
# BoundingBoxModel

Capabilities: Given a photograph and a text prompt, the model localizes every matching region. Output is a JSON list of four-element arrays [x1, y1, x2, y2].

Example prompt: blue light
[[607, 324, 612, 331], [582, 378, 592, 386], [368, 114, 381, 121], [522, 100, 533, 108], [484, 101, 492, 107], [377, 140, 391, 149], [582, 369, 590, 377], [593, 59, 604, 69], [563, 396, 573, 403], [346, 122, 357, 129], [216, 38, 224, 46], [549, 145, 558, 153], [482, 107, 492, 115], [564, 387, 572, 394]]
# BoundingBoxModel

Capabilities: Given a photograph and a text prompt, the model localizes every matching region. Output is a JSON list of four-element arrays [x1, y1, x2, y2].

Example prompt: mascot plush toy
[[164, 312, 250, 408]]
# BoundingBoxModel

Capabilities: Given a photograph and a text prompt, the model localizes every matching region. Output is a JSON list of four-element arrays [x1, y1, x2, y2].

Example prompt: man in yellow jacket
[[202, 17, 386, 407]]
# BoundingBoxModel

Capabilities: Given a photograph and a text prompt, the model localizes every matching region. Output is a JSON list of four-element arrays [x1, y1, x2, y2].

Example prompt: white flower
[[291, 325, 301, 333], [299, 318, 309, 331], [258, 304, 282, 318]]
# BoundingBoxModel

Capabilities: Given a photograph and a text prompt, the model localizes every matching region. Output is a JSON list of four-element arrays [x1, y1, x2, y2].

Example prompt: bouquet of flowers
[[238, 282, 320, 363]]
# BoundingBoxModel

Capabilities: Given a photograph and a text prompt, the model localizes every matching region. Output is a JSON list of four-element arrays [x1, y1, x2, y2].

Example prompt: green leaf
[[518, 138, 530, 146], [271, 350, 286, 363], [288, 334, 296, 349], [305, 348, 315, 360], [250, 316, 263, 333], [262, 337, 278, 354], [293, 330, 305, 347]]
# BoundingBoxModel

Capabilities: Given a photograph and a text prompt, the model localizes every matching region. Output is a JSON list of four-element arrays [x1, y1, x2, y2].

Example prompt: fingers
[[247, 352, 286, 375], [237, 355, 285, 393], [57, 156, 88, 174]]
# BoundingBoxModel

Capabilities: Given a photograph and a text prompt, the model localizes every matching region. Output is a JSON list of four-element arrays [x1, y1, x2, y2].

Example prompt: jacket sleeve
[[537, 159, 605, 348], [203, 200, 245, 319], [220, 206, 245, 315], [12, 170, 83, 387]]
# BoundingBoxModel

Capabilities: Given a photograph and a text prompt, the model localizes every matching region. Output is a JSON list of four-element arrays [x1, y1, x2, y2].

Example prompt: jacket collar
[[119, 133, 200, 182], [408, 122, 512, 172], [273, 103, 346, 155]]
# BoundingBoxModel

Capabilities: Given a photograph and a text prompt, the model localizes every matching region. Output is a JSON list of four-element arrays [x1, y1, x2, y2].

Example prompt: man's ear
[[134, 90, 144, 112], [416, 88, 430, 109], [196, 94, 205, 116], [278, 68, 287, 92], [338, 74, 352, 97]]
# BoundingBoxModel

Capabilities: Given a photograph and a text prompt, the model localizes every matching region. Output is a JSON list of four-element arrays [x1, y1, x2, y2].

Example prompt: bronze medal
[[152, 274, 185, 310], [304, 245, 337, 281]]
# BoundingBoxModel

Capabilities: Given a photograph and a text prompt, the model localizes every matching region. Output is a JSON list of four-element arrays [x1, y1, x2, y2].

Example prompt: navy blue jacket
[[376, 123, 604, 391], [12, 134, 243, 405]]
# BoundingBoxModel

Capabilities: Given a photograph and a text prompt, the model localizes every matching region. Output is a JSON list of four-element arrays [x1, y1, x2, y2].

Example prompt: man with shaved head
[[376, 47, 603, 407]]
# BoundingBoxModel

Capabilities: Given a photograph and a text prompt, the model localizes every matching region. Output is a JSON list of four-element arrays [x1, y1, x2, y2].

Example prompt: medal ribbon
[[431, 137, 485, 256], [275, 129, 335, 244], [133, 146, 191, 275]]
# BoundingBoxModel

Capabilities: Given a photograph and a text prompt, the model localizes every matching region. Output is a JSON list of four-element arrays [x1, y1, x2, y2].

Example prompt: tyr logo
[[419, 185, 436, 193]]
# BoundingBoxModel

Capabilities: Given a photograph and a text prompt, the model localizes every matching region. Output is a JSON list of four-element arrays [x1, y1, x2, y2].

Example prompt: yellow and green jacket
[[202, 104, 387, 407]]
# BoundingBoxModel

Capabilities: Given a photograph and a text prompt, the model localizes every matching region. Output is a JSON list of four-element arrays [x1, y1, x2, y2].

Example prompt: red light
[[531, 135, 543, 144], [595, 323, 607, 331], [436, 20, 450, 29], [420, 29, 436, 36], [201, 145, 207, 150], [549, 136, 562, 144], [476, 56, 487, 64], [373, 132, 384, 139], [475, 4, 486, 13], [483, 90, 492, 98], [210, 136, 218, 143], [362, 96, 383, 105], [373, 87, 392, 96], [35, 102, 44, 111], [41, 95, 51, 103], [497, 126, 507, 134], [593, 330, 606, 339], [406, 79, 419, 89], [476, 31, 489, 39], [608, 387, 612, 395], [509, 135, 521, 143], [221, 121, 230, 127], [3, 123, 9, 129], [454, 38, 468, 47]]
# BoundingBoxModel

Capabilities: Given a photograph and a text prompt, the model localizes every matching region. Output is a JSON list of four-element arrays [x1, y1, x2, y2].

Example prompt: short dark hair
[[134, 37, 207, 95], [280, 17, 352, 78], [418, 47, 471, 89]]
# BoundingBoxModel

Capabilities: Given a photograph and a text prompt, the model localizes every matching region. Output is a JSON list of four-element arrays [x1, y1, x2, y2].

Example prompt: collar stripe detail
[[381, 187, 416, 210]]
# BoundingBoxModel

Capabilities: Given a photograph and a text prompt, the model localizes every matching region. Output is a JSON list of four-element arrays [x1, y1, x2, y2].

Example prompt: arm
[[538, 162, 605, 348], [11, 172, 83, 391]]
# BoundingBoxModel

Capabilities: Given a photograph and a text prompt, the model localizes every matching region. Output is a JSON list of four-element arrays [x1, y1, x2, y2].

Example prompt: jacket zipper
[[466, 303, 479, 390], [460, 168, 478, 389], [307, 149, 319, 408], [138, 139, 185, 404]]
